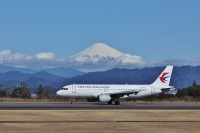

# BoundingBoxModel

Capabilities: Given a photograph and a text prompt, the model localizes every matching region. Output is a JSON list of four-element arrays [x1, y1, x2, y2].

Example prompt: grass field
[[0, 110, 200, 133]]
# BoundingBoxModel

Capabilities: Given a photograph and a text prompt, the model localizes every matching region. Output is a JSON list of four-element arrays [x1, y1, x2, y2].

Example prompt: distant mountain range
[[0, 65, 84, 78], [44, 67, 85, 78], [0, 71, 66, 93], [62, 66, 200, 90], [1, 65, 200, 93]]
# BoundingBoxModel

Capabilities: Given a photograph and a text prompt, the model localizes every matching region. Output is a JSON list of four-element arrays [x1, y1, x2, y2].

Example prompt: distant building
[[31, 94, 37, 98]]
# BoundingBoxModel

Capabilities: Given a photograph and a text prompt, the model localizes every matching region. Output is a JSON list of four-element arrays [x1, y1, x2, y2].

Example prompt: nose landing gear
[[107, 100, 120, 105], [70, 98, 75, 104]]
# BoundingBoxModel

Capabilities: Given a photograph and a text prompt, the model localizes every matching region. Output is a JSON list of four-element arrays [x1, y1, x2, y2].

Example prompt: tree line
[[0, 83, 55, 99], [176, 80, 200, 101]]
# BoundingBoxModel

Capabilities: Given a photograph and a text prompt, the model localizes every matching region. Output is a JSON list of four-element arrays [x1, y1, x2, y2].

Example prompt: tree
[[192, 80, 198, 88], [45, 89, 53, 99], [37, 84, 45, 99], [0, 90, 7, 97], [11, 83, 31, 99]]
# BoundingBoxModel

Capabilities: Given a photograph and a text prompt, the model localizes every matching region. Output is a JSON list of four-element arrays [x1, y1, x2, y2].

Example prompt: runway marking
[[0, 121, 200, 123]]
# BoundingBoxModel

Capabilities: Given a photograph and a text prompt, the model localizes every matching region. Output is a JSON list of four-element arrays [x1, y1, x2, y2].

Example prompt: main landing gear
[[107, 100, 120, 105], [115, 101, 120, 105], [107, 100, 112, 105]]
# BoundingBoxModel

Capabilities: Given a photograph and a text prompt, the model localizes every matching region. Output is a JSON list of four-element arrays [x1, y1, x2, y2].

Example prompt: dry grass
[[0, 110, 200, 133]]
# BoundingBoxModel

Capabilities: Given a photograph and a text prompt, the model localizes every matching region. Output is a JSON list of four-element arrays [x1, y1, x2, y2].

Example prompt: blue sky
[[0, 0, 200, 70]]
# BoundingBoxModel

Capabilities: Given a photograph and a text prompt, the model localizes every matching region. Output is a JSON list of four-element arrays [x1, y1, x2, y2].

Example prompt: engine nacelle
[[99, 94, 111, 102], [87, 98, 98, 102]]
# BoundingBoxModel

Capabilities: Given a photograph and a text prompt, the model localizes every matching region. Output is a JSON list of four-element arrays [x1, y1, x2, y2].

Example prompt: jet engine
[[87, 98, 98, 102], [98, 94, 111, 102]]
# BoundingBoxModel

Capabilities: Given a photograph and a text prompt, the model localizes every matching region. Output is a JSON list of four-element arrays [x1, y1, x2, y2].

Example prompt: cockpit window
[[62, 88, 68, 90]]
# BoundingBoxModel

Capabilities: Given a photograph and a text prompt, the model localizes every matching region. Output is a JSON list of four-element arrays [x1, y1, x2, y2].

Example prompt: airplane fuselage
[[57, 84, 165, 98]]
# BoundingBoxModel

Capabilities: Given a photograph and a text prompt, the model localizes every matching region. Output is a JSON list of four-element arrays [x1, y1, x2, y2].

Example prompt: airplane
[[56, 66, 174, 105]]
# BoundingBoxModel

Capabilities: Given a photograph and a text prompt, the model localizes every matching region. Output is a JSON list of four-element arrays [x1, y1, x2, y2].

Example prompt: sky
[[0, 0, 200, 71]]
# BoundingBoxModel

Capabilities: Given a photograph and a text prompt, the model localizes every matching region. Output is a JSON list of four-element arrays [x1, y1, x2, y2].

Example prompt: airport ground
[[0, 110, 200, 133]]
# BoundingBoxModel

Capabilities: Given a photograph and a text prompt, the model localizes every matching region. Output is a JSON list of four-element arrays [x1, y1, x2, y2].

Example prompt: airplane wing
[[104, 90, 141, 98]]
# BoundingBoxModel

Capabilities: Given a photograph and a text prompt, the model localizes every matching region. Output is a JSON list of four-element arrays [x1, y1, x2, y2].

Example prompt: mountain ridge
[[0, 65, 84, 77], [62, 66, 200, 89]]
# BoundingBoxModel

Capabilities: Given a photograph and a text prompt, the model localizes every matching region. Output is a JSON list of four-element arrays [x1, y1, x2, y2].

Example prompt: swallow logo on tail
[[159, 72, 170, 83]]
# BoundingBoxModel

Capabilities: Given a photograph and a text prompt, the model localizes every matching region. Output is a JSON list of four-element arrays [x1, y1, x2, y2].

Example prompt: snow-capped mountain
[[70, 43, 123, 63], [70, 43, 144, 65]]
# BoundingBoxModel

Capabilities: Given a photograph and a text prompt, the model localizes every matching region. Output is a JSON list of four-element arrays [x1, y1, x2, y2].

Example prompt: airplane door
[[151, 86, 155, 94], [72, 85, 76, 93]]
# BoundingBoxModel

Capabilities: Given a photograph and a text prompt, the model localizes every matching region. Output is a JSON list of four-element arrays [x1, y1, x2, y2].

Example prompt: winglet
[[152, 66, 173, 86]]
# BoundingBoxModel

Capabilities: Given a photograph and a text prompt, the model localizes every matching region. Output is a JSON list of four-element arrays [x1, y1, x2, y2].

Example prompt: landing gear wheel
[[70, 98, 75, 104], [115, 101, 120, 105], [107, 101, 112, 105]]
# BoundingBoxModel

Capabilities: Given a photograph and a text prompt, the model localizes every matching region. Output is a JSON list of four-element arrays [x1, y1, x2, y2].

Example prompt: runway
[[0, 102, 200, 110]]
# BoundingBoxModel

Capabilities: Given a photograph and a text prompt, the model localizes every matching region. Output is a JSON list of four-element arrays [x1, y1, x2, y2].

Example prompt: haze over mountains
[[0, 65, 84, 78]]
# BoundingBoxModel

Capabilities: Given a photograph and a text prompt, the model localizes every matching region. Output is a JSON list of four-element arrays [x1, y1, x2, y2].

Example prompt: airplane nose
[[56, 90, 61, 96]]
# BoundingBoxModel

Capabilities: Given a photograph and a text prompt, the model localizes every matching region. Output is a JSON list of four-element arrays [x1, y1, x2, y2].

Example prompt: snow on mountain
[[70, 42, 144, 66], [70, 43, 123, 63]]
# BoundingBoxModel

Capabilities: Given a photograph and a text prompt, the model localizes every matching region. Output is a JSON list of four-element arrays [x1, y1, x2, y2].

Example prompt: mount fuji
[[69, 43, 144, 67]]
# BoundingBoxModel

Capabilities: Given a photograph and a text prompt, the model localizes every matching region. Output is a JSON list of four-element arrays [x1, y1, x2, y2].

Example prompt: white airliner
[[56, 66, 174, 105]]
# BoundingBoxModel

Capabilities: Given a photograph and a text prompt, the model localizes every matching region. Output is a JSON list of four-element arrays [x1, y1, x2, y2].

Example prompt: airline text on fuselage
[[77, 86, 110, 89]]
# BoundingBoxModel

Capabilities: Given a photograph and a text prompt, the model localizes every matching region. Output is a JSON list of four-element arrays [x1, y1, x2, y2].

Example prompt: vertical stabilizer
[[152, 66, 173, 86]]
